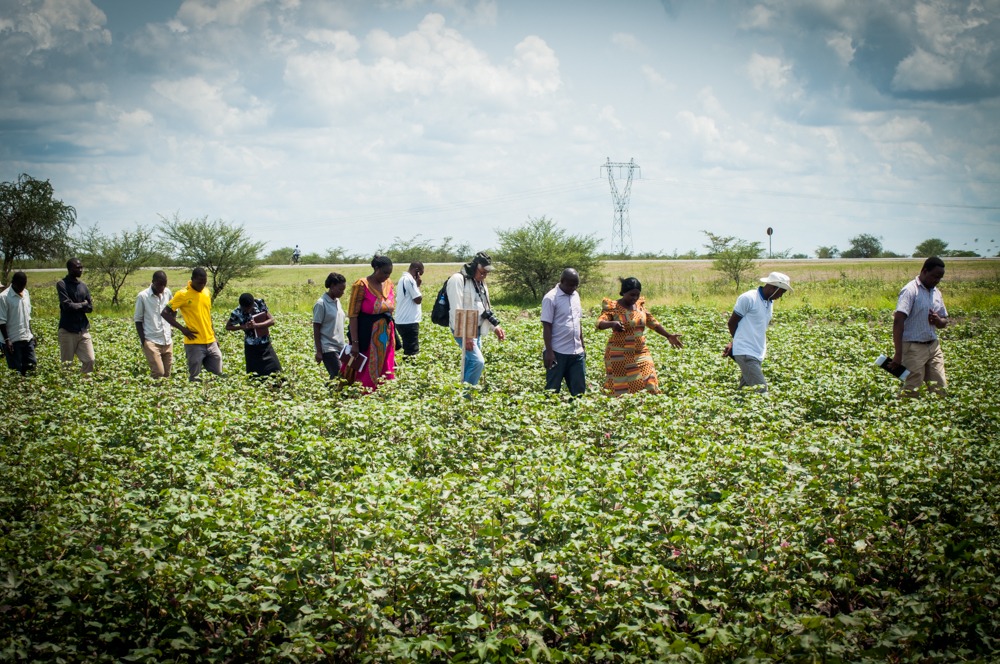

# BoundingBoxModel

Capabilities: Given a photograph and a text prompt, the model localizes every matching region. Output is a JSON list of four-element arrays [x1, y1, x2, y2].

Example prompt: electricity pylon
[[601, 158, 640, 255]]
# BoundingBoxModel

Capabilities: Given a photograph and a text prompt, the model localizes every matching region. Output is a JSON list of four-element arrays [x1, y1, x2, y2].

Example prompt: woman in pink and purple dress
[[344, 255, 396, 391]]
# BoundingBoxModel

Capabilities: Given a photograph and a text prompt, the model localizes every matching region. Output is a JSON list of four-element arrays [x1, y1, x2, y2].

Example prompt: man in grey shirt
[[313, 272, 347, 383]]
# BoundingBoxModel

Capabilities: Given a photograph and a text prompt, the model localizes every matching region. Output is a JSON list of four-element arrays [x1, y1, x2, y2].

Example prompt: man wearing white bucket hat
[[722, 272, 792, 393]]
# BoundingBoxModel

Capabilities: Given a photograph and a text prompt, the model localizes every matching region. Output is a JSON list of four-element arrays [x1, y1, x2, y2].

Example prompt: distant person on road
[[56, 257, 95, 374], [597, 277, 682, 396], [292, 245, 301, 264], [722, 271, 792, 394], [345, 255, 396, 391], [893, 256, 948, 396], [396, 261, 424, 357], [0, 272, 37, 376], [161, 267, 224, 381], [134, 270, 173, 379], [226, 292, 282, 378], [541, 268, 586, 397], [447, 252, 506, 387], [313, 272, 347, 384]]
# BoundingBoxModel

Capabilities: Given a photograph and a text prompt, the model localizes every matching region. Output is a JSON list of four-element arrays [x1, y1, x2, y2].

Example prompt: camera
[[481, 309, 501, 327]]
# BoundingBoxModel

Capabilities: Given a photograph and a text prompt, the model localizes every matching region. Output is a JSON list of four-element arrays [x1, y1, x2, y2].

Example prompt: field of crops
[[2, 265, 999, 662]]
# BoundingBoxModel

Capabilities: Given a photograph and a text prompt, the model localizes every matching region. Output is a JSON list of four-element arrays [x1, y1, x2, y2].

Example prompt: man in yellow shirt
[[161, 267, 224, 381]]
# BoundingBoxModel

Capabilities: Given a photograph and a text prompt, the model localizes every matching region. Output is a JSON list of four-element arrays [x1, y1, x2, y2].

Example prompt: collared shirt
[[0, 287, 33, 343], [56, 275, 92, 332], [312, 293, 346, 354], [541, 284, 584, 355], [228, 298, 272, 346], [167, 282, 215, 345], [134, 285, 173, 346], [731, 286, 773, 361], [896, 275, 947, 342], [395, 271, 423, 324]]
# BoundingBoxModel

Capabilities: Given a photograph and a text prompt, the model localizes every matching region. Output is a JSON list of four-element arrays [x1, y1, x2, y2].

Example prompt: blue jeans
[[454, 337, 485, 385]]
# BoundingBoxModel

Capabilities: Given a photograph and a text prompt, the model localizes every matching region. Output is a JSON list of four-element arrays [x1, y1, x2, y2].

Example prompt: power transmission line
[[601, 158, 640, 255]]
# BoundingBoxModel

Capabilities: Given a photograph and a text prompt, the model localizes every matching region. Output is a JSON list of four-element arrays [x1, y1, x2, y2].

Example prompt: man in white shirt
[[313, 272, 347, 383], [0, 272, 36, 375], [893, 256, 948, 396], [447, 252, 506, 386], [395, 261, 424, 357], [723, 271, 792, 394], [541, 268, 586, 396], [134, 271, 173, 378]]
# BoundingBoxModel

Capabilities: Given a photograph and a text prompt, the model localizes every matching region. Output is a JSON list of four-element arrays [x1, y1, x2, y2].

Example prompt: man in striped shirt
[[893, 256, 948, 396]]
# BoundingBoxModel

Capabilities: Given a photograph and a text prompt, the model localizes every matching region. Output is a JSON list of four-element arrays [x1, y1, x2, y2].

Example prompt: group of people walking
[[0, 255, 950, 398]]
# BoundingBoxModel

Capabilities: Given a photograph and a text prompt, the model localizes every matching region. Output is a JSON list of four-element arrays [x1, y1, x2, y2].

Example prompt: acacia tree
[[913, 238, 948, 257], [703, 231, 762, 289], [378, 235, 472, 263], [841, 234, 883, 258], [493, 216, 602, 301], [0, 173, 77, 284], [161, 214, 265, 302], [77, 224, 158, 306], [815, 245, 839, 259]]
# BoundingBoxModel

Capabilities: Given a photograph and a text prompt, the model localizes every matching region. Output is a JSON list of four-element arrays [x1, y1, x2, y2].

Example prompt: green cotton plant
[[1, 304, 999, 662]]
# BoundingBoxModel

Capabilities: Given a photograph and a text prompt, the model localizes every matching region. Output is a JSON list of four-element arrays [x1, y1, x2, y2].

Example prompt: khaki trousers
[[141, 340, 173, 379], [58, 329, 95, 374], [901, 340, 946, 396]]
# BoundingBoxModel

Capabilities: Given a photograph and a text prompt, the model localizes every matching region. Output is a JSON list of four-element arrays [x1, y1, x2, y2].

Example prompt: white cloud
[[176, 0, 272, 29], [611, 32, 645, 54], [304, 29, 361, 55], [641, 64, 670, 89], [118, 108, 155, 130], [740, 4, 775, 30], [747, 52, 794, 92], [826, 32, 855, 65], [285, 14, 560, 116], [512, 35, 560, 96], [892, 47, 960, 92], [0, 0, 110, 53], [598, 105, 623, 130], [861, 115, 932, 143], [150, 76, 271, 134]]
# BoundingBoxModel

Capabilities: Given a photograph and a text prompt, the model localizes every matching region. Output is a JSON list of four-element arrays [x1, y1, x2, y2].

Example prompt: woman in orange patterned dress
[[596, 277, 683, 396]]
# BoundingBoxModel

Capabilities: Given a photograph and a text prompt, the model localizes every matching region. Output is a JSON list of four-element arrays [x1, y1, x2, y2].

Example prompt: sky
[[2, 0, 999, 258]]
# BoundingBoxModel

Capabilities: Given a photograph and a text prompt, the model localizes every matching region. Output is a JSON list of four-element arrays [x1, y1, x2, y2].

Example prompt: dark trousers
[[545, 351, 586, 397], [321, 351, 342, 380], [396, 323, 420, 356], [4, 340, 37, 376]]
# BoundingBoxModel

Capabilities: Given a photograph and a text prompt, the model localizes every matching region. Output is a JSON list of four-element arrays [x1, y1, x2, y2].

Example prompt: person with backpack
[[444, 252, 506, 386]]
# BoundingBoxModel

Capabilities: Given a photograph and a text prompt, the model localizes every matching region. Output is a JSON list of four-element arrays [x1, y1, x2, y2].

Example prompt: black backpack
[[430, 278, 452, 327], [430, 273, 468, 327]]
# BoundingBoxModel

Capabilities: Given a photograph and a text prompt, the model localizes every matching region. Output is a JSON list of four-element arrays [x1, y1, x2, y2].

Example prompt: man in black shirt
[[56, 257, 95, 373]]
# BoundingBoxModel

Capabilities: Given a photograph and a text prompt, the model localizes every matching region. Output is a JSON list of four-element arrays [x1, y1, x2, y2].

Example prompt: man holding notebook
[[161, 267, 224, 381], [893, 256, 948, 396]]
